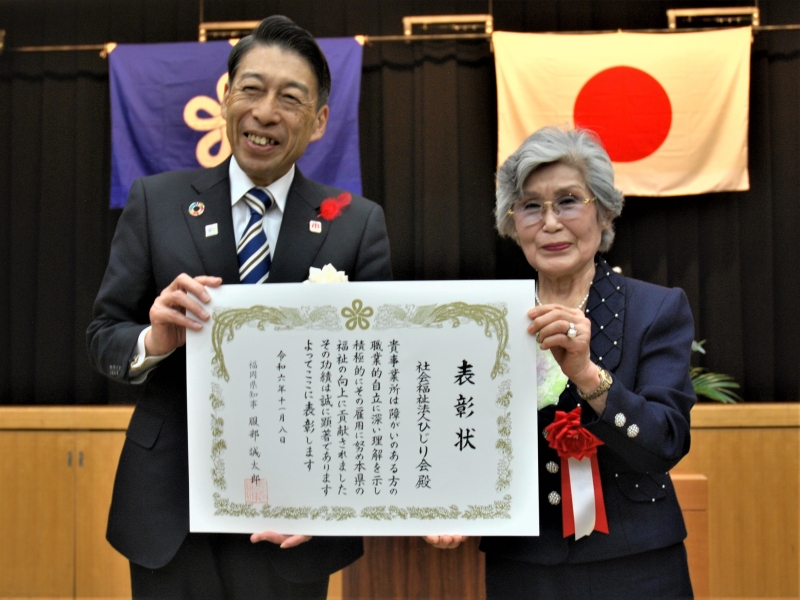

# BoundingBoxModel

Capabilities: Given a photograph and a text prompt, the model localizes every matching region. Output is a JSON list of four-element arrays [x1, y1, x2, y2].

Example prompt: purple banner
[[109, 38, 363, 209]]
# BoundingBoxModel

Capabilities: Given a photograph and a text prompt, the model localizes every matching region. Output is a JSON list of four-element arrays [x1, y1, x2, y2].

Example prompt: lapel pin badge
[[205, 223, 219, 237], [188, 201, 205, 217], [309, 220, 322, 234]]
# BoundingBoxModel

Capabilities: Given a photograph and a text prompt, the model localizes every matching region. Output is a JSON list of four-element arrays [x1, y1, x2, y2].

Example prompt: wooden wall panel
[[673, 403, 800, 599], [0, 432, 75, 597], [673, 474, 710, 598], [0, 407, 133, 600], [75, 431, 130, 598], [3, 404, 798, 599]]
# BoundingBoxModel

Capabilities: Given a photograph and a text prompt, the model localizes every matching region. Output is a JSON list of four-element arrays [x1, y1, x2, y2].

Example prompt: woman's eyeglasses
[[508, 195, 596, 226]]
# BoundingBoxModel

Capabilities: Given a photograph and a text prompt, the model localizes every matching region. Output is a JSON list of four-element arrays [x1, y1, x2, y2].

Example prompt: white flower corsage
[[305, 264, 349, 284]]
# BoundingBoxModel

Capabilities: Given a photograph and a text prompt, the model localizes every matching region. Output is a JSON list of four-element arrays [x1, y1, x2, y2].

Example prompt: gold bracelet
[[578, 368, 613, 401]]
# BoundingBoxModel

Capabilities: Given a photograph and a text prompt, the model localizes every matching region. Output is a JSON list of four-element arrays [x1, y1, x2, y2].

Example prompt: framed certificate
[[186, 280, 539, 535]]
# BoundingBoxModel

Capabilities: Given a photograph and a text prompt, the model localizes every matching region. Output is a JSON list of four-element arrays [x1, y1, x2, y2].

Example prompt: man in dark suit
[[87, 16, 391, 599]]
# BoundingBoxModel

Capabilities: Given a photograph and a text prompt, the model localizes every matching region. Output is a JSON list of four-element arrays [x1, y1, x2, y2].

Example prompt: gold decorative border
[[361, 505, 461, 521], [374, 302, 510, 379], [210, 383, 227, 490], [211, 305, 342, 381], [463, 494, 512, 519], [261, 505, 358, 521], [495, 380, 513, 492]]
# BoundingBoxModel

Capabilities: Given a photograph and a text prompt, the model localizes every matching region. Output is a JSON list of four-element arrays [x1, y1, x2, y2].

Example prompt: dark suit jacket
[[87, 161, 392, 579], [481, 257, 696, 566]]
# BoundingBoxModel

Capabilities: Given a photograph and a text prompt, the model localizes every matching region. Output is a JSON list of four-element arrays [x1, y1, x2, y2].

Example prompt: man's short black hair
[[227, 15, 331, 109]]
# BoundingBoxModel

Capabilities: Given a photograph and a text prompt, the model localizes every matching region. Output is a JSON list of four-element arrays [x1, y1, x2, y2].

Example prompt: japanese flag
[[494, 28, 751, 196]]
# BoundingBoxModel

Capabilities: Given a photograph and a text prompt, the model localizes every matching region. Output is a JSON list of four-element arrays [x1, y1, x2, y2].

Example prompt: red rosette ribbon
[[318, 192, 352, 221], [545, 407, 609, 539]]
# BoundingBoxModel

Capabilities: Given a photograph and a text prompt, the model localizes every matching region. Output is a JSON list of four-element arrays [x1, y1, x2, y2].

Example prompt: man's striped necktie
[[237, 187, 274, 284]]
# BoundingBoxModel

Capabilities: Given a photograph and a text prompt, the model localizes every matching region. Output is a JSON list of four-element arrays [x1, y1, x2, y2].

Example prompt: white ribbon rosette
[[305, 264, 349, 284]]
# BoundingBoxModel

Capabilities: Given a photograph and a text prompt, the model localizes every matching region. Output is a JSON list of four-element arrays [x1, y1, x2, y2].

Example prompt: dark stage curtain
[[1, 0, 799, 405]]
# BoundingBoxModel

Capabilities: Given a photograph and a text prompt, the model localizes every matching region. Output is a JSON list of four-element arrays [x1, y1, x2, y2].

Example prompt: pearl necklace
[[535, 288, 591, 310]]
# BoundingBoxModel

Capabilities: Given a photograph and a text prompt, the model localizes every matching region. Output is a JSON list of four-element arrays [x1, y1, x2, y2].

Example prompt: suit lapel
[[182, 160, 240, 284], [268, 169, 332, 283]]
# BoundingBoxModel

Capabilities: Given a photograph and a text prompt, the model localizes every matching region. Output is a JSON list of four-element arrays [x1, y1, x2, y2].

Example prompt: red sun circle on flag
[[573, 66, 672, 163]]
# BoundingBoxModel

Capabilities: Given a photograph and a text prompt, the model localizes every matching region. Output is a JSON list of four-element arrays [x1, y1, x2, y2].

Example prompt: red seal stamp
[[244, 478, 269, 504]]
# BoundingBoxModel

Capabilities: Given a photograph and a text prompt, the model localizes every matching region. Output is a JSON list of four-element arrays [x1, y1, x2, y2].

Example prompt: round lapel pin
[[188, 202, 205, 217]]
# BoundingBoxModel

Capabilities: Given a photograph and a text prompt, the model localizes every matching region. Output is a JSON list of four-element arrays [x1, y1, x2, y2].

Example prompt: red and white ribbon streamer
[[561, 455, 608, 539], [544, 407, 609, 539]]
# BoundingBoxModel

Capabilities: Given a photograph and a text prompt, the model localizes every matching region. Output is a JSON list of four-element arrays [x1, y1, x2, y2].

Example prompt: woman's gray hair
[[495, 126, 624, 253]]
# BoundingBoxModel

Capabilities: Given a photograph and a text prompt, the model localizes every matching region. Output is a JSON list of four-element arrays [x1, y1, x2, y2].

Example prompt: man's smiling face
[[221, 44, 329, 186]]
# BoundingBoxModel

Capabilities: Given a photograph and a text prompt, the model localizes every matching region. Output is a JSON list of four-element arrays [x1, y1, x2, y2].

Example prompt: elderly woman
[[426, 127, 696, 599]]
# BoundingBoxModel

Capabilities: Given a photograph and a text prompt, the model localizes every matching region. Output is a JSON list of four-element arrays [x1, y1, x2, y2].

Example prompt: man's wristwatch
[[578, 367, 613, 401]]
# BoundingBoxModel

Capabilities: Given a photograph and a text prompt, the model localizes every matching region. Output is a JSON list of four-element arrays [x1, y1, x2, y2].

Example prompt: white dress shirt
[[229, 158, 293, 249]]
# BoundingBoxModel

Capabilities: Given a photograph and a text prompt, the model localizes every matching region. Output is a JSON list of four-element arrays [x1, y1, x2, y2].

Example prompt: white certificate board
[[186, 280, 539, 535]]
